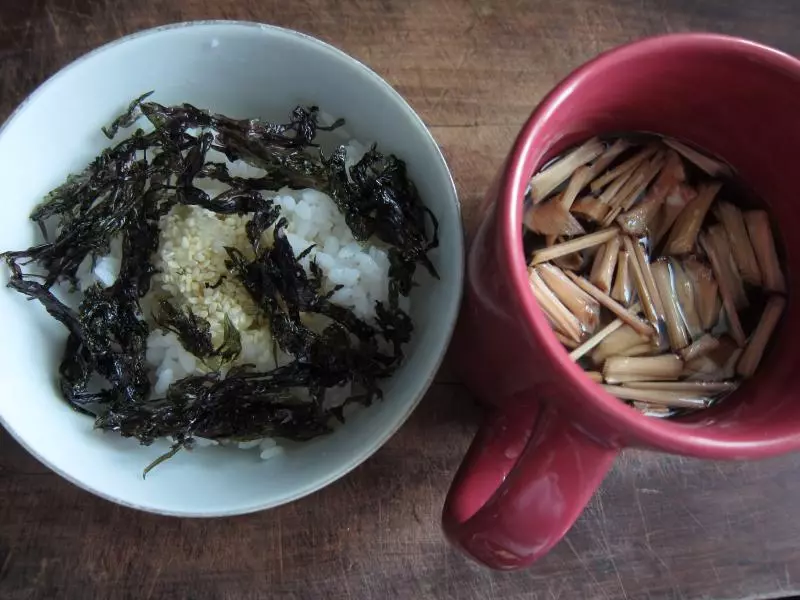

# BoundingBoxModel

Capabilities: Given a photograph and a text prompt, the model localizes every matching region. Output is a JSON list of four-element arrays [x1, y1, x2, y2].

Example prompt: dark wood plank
[[1, 1, 800, 599]]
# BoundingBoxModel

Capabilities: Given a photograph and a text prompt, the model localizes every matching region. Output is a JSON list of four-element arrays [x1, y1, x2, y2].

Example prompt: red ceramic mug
[[442, 33, 800, 570]]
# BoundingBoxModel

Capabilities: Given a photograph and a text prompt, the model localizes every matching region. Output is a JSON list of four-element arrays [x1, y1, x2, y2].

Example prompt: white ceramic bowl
[[0, 21, 463, 516]]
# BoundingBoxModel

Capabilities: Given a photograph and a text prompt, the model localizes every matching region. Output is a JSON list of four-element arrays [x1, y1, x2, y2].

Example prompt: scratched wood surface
[[2, 1, 800, 599]]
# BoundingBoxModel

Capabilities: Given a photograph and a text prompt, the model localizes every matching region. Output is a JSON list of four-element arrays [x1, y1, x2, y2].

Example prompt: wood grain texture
[[2, 1, 800, 599]]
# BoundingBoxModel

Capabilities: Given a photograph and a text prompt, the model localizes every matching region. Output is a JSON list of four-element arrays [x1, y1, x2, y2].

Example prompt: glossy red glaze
[[443, 34, 800, 570]]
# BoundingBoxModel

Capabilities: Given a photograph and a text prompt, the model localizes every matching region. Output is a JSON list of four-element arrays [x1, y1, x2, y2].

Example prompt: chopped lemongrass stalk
[[600, 206, 623, 228], [616, 151, 684, 235], [744, 210, 786, 293], [565, 271, 655, 337], [555, 331, 580, 349], [699, 231, 747, 346], [530, 227, 619, 265], [714, 201, 762, 286], [706, 224, 748, 309], [663, 138, 732, 177], [632, 402, 674, 417], [651, 260, 690, 351], [615, 152, 666, 210], [537, 263, 600, 333], [670, 259, 703, 340], [652, 183, 697, 245], [628, 380, 736, 394], [591, 321, 651, 365], [584, 139, 632, 182], [598, 168, 637, 204], [569, 302, 642, 362], [523, 198, 586, 236], [590, 145, 657, 192], [571, 196, 609, 223], [589, 236, 621, 293], [611, 250, 633, 305], [624, 237, 660, 329], [585, 371, 604, 383], [684, 258, 720, 331], [626, 236, 666, 324], [528, 269, 583, 343], [603, 355, 683, 384], [558, 165, 593, 210], [530, 138, 604, 202], [552, 250, 586, 271], [679, 334, 720, 362], [682, 355, 726, 381], [623, 343, 659, 357], [737, 295, 786, 377], [664, 181, 722, 255], [603, 385, 708, 409]]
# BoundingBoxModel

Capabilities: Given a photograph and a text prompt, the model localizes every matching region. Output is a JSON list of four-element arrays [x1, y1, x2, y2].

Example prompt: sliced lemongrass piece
[[554, 330, 580, 349], [589, 236, 622, 293], [585, 371, 604, 384], [663, 138, 732, 177], [571, 196, 609, 223], [683, 337, 741, 380], [737, 295, 786, 377], [616, 151, 684, 235], [590, 145, 657, 192], [598, 168, 637, 205], [558, 165, 593, 210], [552, 251, 586, 271], [583, 139, 632, 182], [570, 196, 609, 223], [651, 260, 690, 351], [679, 334, 720, 362], [714, 201, 762, 286], [604, 385, 708, 409], [628, 380, 736, 394], [530, 138, 604, 203], [744, 210, 786, 293], [706, 224, 748, 309], [652, 183, 697, 245], [699, 231, 747, 346], [603, 354, 683, 384], [624, 236, 666, 325], [523, 198, 586, 236], [568, 302, 642, 362], [565, 272, 654, 337], [591, 321, 651, 365], [670, 259, 703, 340], [616, 152, 667, 210], [664, 181, 722, 255], [600, 206, 623, 228], [537, 264, 600, 333], [611, 250, 633, 305], [530, 227, 619, 265], [632, 402, 674, 417], [623, 343, 659, 357], [684, 258, 720, 331], [528, 269, 583, 343]]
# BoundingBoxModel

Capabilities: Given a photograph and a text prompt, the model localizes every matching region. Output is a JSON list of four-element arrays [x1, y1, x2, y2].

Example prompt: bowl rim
[[0, 19, 464, 517]]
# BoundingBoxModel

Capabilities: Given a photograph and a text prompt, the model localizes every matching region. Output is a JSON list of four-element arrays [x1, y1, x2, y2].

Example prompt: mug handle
[[442, 403, 618, 570]]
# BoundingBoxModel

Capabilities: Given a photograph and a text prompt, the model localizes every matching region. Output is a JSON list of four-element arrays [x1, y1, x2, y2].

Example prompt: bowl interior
[[0, 22, 463, 515]]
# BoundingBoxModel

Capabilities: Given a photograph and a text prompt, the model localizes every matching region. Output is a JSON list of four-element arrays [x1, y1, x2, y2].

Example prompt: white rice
[[76, 143, 397, 460]]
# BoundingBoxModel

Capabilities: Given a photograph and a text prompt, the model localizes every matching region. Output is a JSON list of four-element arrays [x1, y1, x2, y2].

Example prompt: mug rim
[[500, 33, 800, 458]]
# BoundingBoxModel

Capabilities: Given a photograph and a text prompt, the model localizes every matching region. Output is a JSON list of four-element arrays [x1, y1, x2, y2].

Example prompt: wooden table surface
[[2, 1, 800, 599]]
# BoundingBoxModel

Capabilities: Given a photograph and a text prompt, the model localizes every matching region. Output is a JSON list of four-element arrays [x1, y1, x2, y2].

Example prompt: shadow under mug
[[442, 33, 800, 570]]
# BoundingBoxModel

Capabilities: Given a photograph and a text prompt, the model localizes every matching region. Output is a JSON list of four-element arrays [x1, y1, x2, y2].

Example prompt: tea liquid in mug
[[522, 133, 787, 418]]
